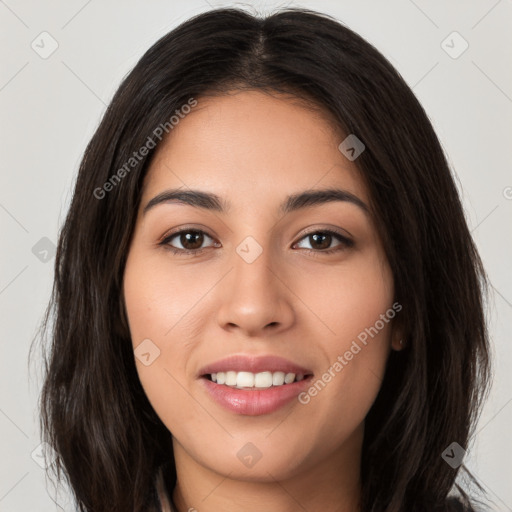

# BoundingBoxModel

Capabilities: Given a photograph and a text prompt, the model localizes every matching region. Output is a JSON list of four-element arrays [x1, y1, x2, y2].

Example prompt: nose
[[215, 244, 295, 338]]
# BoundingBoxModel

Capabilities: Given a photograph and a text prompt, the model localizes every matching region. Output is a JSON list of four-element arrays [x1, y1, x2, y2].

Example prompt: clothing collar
[[155, 465, 176, 512]]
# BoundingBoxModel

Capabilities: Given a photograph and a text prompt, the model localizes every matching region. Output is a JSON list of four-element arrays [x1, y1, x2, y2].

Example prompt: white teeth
[[225, 371, 237, 386], [254, 371, 272, 388], [284, 372, 295, 384], [272, 371, 285, 386], [236, 371, 254, 388], [210, 371, 305, 388]]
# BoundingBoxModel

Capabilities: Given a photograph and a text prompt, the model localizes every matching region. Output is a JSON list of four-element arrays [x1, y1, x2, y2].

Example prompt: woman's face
[[123, 90, 401, 482]]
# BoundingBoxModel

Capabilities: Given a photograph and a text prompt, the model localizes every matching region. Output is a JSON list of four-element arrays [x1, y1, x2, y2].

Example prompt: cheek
[[294, 248, 394, 347], [291, 250, 394, 426], [122, 249, 209, 424], [123, 248, 210, 345]]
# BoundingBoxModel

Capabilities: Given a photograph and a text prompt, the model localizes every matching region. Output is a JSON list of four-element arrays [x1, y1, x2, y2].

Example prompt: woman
[[37, 7, 492, 512]]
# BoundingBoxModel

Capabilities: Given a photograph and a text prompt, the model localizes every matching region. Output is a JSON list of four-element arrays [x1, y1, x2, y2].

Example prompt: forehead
[[142, 90, 369, 210]]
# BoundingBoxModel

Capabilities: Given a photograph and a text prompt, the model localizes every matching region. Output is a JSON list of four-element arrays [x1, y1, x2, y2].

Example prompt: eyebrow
[[142, 187, 369, 216]]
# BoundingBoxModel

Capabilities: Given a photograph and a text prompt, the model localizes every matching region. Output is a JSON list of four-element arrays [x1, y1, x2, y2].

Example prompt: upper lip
[[198, 354, 313, 377]]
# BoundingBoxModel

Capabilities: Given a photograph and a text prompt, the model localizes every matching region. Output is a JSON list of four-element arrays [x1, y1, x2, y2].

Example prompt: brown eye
[[294, 229, 353, 254], [308, 233, 332, 250], [177, 231, 204, 250], [161, 229, 218, 254]]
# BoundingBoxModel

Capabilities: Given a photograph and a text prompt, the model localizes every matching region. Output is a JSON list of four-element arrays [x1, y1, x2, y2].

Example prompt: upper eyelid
[[160, 225, 213, 241], [161, 228, 216, 247]]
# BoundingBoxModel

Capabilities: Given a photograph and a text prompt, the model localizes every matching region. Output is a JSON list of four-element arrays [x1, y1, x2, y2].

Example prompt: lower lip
[[200, 376, 312, 416]]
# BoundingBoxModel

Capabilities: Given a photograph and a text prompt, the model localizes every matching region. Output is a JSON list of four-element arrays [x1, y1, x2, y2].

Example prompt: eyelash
[[159, 227, 354, 257]]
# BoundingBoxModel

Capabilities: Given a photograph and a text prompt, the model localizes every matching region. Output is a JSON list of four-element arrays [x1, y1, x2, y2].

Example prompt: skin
[[123, 90, 404, 512]]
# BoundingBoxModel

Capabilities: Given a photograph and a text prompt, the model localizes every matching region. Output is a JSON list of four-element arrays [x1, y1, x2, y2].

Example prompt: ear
[[390, 315, 407, 351], [392, 338, 406, 351]]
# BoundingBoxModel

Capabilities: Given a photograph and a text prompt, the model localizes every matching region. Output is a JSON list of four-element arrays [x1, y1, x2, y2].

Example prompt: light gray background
[[1, 0, 511, 510]]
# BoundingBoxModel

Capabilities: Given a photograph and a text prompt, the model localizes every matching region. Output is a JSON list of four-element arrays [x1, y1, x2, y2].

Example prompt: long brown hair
[[33, 7, 492, 511]]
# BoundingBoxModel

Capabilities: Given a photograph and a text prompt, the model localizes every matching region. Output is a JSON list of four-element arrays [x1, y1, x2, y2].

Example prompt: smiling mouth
[[203, 370, 313, 389]]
